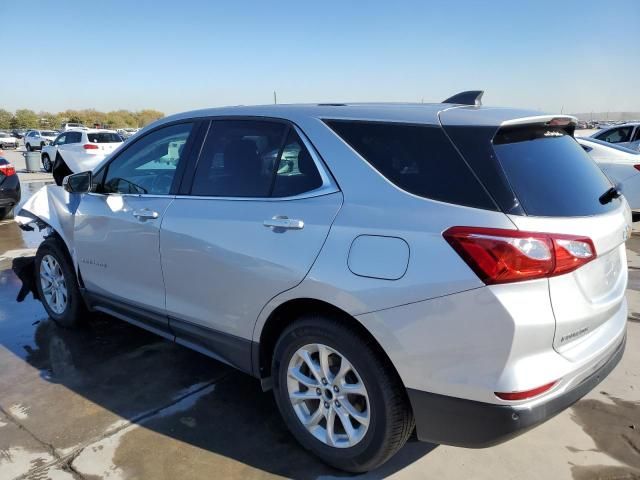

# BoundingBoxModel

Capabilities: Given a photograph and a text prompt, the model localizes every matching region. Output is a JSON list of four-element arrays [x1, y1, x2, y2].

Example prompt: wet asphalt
[[0, 173, 638, 479]]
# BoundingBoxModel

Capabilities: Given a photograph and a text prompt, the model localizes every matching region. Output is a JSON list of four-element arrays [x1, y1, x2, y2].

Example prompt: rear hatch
[[441, 109, 630, 356], [87, 132, 122, 155]]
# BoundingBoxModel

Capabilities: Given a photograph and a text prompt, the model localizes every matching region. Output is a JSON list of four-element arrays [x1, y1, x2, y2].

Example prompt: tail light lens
[[634, 165, 640, 172], [83, 143, 99, 150], [443, 226, 596, 284], [0, 163, 16, 176]]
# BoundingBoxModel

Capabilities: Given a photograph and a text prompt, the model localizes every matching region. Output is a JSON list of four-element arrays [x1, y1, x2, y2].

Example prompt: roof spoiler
[[442, 90, 484, 106]]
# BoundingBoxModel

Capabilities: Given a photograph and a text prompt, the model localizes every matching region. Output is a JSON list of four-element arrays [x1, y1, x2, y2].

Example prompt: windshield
[[493, 127, 619, 216], [88, 132, 122, 143]]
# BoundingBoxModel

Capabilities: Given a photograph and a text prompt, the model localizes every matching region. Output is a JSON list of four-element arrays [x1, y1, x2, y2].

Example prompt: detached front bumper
[[407, 334, 626, 447]]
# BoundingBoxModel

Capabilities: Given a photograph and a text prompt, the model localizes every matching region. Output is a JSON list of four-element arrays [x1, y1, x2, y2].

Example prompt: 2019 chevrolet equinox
[[15, 92, 628, 472]]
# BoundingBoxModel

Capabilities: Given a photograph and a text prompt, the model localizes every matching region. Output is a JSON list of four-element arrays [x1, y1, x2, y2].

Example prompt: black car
[[12, 129, 26, 139], [0, 158, 20, 219]]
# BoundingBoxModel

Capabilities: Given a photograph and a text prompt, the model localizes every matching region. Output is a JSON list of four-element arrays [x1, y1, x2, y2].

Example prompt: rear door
[[87, 131, 122, 156], [160, 119, 341, 368]]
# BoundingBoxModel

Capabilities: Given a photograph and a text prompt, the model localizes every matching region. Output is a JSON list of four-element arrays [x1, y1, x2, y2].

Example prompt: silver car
[[15, 92, 629, 472]]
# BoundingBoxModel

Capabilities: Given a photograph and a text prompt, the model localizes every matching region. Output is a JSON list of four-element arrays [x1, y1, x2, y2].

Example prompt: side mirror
[[63, 171, 92, 193]]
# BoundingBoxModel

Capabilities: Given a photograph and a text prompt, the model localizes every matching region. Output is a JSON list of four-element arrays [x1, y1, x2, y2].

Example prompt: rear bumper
[[0, 175, 21, 206], [407, 333, 625, 447]]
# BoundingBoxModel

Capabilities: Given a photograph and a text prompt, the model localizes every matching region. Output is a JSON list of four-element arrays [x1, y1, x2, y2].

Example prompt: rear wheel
[[42, 153, 52, 172], [272, 315, 414, 472], [35, 237, 87, 328]]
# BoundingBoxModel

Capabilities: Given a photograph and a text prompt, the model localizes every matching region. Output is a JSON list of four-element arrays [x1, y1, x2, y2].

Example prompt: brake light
[[443, 227, 596, 284], [0, 163, 16, 176], [83, 143, 99, 150], [495, 381, 557, 401], [634, 165, 640, 172]]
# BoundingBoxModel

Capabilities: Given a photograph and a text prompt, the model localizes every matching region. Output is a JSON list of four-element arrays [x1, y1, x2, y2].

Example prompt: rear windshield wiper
[[599, 187, 621, 205]]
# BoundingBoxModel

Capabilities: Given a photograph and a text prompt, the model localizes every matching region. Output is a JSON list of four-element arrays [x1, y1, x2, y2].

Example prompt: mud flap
[[12, 256, 40, 302]]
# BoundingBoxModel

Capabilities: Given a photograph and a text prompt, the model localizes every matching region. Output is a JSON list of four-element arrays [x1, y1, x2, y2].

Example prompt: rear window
[[493, 127, 619, 216], [42, 131, 57, 136], [88, 132, 122, 143], [325, 120, 496, 210]]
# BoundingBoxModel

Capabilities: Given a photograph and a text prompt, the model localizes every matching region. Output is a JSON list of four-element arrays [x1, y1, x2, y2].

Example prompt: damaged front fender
[[16, 185, 81, 265]]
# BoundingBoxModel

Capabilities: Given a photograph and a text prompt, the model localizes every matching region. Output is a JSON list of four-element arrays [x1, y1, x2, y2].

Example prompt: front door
[[74, 122, 196, 330]]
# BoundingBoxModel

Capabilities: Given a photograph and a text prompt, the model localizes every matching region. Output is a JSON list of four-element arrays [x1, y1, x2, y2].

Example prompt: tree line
[[0, 108, 165, 130]]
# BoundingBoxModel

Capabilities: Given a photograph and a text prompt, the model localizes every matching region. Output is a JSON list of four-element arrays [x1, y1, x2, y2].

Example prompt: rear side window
[[271, 130, 323, 197], [66, 131, 82, 143], [88, 132, 122, 143], [493, 127, 618, 216], [325, 120, 495, 210], [191, 120, 287, 197]]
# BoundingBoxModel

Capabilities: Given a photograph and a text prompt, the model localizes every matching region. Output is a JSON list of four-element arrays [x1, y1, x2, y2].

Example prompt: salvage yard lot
[[0, 212, 637, 479]]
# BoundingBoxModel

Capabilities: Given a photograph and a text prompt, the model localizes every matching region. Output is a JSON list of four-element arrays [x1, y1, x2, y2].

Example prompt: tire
[[35, 237, 87, 328], [272, 315, 414, 472], [52, 154, 72, 186], [26, 143, 32, 152], [42, 153, 52, 172], [0, 206, 14, 220], [40, 142, 45, 150]]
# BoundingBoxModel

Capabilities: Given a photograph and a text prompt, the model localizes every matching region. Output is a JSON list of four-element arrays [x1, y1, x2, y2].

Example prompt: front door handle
[[133, 209, 159, 221], [263, 216, 304, 230]]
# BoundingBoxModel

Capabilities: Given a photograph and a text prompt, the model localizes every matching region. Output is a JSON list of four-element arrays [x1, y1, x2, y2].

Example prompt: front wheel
[[42, 153, 52, 172], [35, 237, 87, 328], [26, 143, 32, 152], [272, 315, 414, 472]]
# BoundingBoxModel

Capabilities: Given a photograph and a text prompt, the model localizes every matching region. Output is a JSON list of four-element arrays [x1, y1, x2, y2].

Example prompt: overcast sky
[[1, 0, 638, 114]]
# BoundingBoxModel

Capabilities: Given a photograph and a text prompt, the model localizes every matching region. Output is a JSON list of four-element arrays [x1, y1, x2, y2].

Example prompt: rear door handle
[[263, 216, 304, 230], [133, 209, 159, 221]]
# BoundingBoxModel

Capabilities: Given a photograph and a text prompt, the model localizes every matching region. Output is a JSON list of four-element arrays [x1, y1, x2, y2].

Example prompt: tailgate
[[508, 204, 630, 356]]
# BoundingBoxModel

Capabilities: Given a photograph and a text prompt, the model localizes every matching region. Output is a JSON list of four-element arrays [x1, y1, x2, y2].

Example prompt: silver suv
[[15, 92, 628, 472]]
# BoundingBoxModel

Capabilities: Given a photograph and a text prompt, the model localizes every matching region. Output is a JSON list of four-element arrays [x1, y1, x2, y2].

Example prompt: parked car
[[15, 97, 628, 472], [0, 132, 18, 149], [59, 122, 87, 131], [0, 157, 20, 220], [11, 129, 27, 139], [577, 137, 640, 211], [24, 130, 58, 151], [590, 122, 640, 151], [42, 129, 123, 183]]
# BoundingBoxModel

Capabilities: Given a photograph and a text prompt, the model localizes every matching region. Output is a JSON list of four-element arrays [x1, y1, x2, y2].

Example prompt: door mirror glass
[[64, 171, 92, 193]]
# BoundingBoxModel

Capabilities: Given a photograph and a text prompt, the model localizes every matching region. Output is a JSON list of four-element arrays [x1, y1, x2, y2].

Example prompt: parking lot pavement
[[0, 212, 638, 479]]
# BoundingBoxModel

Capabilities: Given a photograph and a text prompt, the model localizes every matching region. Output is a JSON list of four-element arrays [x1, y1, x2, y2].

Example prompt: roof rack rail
[[442, 90, 484, 106]]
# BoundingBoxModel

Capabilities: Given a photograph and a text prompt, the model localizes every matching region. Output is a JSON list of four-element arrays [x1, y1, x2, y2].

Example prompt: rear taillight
[[634, 164, 640, 172], [443, 226, 596, 284], [0, 163, 16, 176], [83, 143, 99, 150]]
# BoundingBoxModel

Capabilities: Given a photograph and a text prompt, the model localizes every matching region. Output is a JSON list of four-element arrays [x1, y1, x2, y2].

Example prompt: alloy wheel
[[39, 254, 68, 315], [286, 343, 370, 448]]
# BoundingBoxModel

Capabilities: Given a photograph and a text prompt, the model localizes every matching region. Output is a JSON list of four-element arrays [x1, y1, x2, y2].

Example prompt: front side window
[[54, 134, 66, 146], [102, 122, 193, 195], [596, 127, 632, 143], [191, 120, 287, 197]]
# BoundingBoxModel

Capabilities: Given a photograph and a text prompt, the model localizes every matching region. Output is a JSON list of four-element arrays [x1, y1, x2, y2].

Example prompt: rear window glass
[[88, 133, 122, 143], [325, 120, 495, 210], [493, 127, 619, 216], [42, 131, 57, 136]]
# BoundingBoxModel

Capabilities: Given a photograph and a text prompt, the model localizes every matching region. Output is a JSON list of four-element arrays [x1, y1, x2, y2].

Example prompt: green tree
[[38, 112, 62, 129], [134, 109, 164, 127], [12, 109, 38, 128], [0, 109, 13, 130]]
